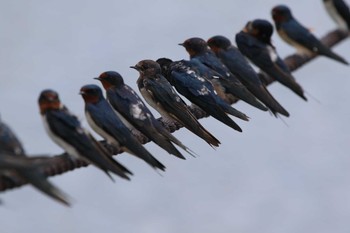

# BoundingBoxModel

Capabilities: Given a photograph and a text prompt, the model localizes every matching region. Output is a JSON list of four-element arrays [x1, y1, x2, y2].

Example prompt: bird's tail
[[156, 124, 197, 158], [89, 135, 133, 180], [218, 100, 250, 122], [171, 110, 221, 148], [221, 78, 269, 111], [124, 144, 166, 171], [149, 125, 187, 159], [320, 47, 349, 65], [23, 171, 71, 206], [192, 124, 221, 148], [253, 85, 290, 117], [203, 104, 244, 132], [266, 65, 307, 101]]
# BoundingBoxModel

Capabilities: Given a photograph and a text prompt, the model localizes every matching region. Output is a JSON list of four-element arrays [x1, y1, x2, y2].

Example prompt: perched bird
[[131, 59, 220, 148], [95, 71, 193, 159], [79, 84, 165, 171], [38, 89, 132, 181], [0, 119, 70, 206], [179, 37, 268, 112], [323, 0, 350, 31], [236, 19, 307, 101], [0, 119, 25, 156], [207, 35, 290, 117], [0, 154, 71, 206], [272, 4, 349, 65], [157, 58, 248, 132]]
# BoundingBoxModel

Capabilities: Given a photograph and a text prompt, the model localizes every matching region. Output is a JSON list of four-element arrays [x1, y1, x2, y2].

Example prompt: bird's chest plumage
[[325, 0, 348, 30], [41, 114, 80, 159], [278, 27, 313, 55], [85, 110, 119, 148], [140, 86, 158, 112]]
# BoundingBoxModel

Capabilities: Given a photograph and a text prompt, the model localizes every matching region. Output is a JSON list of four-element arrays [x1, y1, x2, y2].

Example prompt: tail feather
[[170, 110, 221, 147], [160, 128, 197, 158], [89, 135, 133, 180], [253, 85, 290, 117], [220, 79, 268, 111], [217, 101, 250, 121], [125, 146, 166, 171], [23, 171, 71, 206], [194, 125, 221, 147], [320, 47, 349, 65], [266, 65, 307, 101], [202, 106, 243, 132], [149, 126, 187, 159]]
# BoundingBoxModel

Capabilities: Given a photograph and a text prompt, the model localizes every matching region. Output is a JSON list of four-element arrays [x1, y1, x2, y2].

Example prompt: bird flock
[[1, 2, 349, 206]]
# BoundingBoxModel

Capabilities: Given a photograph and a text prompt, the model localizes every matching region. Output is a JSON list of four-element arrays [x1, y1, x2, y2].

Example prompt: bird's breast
[[324, 0, 348, 30], [41, 115, 81, 159]]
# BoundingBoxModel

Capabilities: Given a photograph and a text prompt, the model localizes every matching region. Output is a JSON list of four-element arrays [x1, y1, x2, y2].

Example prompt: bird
[[0, 118, 26, 156], [0, 118, 70, 206], [207, 35, 290, 117], [156, 58, 248, 132], [94, 71, 194, 159], [79, 84, 166, 171], [0, 153, 72, 206], [323, 0, 350, 31], [271, 4, 349, 65], [236, 19, 308, 101], [38, 89, 132, 181], [131, 59, 221, 148], [179, 37, 268, 112]]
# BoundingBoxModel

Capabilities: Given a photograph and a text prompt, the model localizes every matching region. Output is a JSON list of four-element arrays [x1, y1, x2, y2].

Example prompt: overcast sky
[[1, 0, 350, 232]]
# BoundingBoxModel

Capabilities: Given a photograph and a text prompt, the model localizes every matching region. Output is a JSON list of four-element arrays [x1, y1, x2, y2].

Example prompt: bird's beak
[[178, 43, 184, 46], [93, 77, 101, 80], [130, 65, 139, 70], [242, 22, 250, 33]]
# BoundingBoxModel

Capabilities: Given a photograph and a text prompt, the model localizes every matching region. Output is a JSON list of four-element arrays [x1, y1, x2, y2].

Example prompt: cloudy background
[[1, 0, 350, 232]]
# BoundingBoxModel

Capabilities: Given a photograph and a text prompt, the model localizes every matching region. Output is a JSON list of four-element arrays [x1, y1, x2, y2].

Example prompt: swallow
[[272, 4, 349, 65], [94, 71, 193, 159], [0, 118, 25, 156], [236, 19, 308, 101], [0, 154, 72, 206], [0, 119, 70, 206], [131, 59, 220, 148], [207, 35, 290, 117], [179, 37, 268, 112], [156, 58, 248, 132], [323, 0, 350, 31], [38, 89, 132, 181], [160, 58, 252, 121], [79, 84, 165, 171]]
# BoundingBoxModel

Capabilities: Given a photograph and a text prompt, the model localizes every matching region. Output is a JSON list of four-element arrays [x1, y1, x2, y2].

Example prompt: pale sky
[[1, 1, 350, 233]]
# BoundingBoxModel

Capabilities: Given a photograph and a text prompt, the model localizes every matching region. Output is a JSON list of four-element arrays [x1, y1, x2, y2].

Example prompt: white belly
[[42, 115, 81, 159], [325, 1, 348, 30], [85, 111, 120, 148], [278, 29, 313, 55]]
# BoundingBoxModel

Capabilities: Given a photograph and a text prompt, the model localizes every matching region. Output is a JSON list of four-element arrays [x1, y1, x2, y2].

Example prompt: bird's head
[[207, 35, 232, 53], [79, 84, 104, 104], [38, 89, 61, 114], [179, 37, 209, 57], [243, 19, 274, 44], [271, 5, 293, 23], [94, 71, 124, 89], [156, 58, 173, 77], [130, 59, 162, 76]]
